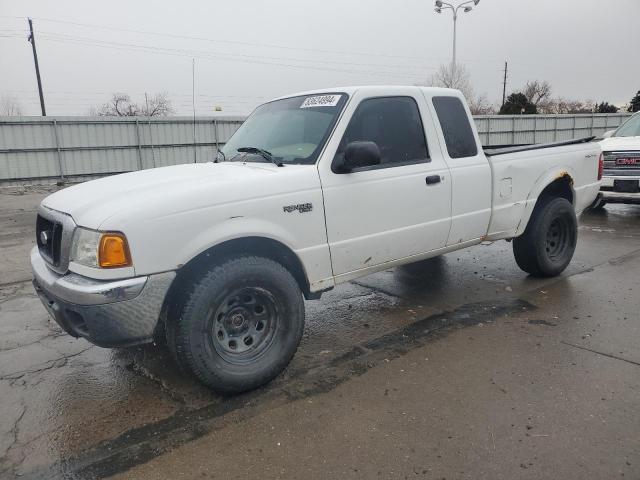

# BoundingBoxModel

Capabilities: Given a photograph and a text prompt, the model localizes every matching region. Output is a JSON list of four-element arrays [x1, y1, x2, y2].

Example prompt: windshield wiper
[[237, 147, 283, 167]]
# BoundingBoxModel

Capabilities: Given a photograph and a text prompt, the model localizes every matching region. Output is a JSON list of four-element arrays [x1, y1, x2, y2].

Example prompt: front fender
[[177, 216, 300, 268]]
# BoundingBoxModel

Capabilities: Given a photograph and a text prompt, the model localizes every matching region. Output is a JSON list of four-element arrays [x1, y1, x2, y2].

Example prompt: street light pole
[[452, 9, 457, 67], [434, 0, 480, 70]]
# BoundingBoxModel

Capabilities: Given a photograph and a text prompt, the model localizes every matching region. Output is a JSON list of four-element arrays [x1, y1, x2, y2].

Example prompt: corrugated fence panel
[[216, 120, 244, 143], [1, 121, 56, 149], [474, 113, 632, 147], [0, 113, 632, 184], [0, 150, 59, 180]]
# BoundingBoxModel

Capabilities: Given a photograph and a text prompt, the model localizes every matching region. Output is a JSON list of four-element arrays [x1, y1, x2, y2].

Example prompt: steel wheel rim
[[208, 287, 279, 365], [545, 217, 570, 261]]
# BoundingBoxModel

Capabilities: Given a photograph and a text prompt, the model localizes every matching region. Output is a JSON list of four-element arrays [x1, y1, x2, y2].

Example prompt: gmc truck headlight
[[70, 228, 132, 268]]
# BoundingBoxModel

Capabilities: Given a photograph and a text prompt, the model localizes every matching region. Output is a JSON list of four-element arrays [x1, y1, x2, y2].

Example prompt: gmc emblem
[[616, 158, 639, 165]]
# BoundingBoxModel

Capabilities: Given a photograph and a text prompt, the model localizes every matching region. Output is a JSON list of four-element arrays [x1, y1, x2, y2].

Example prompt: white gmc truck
[[31, 86, 602, 393], [595, 111, 640, 208]]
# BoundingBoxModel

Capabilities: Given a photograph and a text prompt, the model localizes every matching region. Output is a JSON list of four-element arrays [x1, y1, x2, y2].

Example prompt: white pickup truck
[[31, 86, 602, 393], [595, 112, 640, 208]]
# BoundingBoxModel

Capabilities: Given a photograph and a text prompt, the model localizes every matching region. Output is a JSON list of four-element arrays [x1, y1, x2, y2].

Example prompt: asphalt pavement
[[0, 186, 638, 479]]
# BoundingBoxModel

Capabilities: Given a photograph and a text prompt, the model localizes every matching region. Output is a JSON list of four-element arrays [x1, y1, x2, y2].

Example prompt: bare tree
[[95, 94, 137, 116], [424, 63, 495, 115], [0, 94, 24, 116], [95, 92, 173, 116], [523, 80, 552, 107], [545, 97, 595, 114], [468, 93, 495, 115], [427, 63, 474, 99], [141, 92, 173, 116]]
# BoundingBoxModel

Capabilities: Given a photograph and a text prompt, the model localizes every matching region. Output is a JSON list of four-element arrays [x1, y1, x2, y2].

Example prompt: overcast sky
[[0, 0, 637, 116]]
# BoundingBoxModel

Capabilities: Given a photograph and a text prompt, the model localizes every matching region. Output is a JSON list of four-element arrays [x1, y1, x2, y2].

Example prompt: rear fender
[[515, 167, 576, 236]]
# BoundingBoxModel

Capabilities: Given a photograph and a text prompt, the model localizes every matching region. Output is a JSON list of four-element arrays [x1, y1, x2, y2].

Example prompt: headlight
[[70, 228, 132, 268], [70, 228, 100, 267]]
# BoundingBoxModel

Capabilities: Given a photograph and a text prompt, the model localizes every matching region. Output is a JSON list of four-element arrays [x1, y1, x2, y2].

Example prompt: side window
[[337, 96, 429, 170], [432, 96, 478, 159]]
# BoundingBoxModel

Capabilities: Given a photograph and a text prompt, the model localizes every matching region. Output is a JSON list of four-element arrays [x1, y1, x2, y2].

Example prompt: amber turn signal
[[98, 233, 132, 268]]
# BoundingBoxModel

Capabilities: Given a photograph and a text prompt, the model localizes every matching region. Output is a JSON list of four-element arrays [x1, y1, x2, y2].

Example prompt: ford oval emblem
[[40, 230, 50, 244]]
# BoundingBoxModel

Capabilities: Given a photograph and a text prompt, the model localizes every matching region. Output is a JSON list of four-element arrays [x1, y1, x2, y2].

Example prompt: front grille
[[36, 214, 63, 266], [35, 205, 77, 274], [603, 151, 640, 176]]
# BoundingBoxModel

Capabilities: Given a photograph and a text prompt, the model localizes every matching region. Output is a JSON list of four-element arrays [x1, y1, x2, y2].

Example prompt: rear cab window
[[432, 96, 478, 159]]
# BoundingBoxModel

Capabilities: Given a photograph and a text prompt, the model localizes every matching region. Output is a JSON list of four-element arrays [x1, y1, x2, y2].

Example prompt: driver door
[[317, 88, 452, 279]]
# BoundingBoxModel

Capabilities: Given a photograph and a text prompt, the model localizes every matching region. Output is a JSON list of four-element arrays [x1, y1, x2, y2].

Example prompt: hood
[[599, 136, 640, 152], [42, 162, 319, 229]]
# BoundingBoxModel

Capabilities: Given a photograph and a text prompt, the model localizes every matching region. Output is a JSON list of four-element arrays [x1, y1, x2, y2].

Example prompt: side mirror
[[334, 141, 381, 173], [602, 130, 615, 139]]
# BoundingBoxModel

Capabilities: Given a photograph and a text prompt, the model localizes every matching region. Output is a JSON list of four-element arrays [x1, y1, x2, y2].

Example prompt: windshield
[[221, 93, 347, 165], [614, 113, 640, 137]]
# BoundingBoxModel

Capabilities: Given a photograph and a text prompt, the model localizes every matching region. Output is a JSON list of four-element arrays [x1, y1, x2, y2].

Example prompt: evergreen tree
[[595, 102, 618, 113], [499, 93, 537, 115], [628, 91, 640, 113]]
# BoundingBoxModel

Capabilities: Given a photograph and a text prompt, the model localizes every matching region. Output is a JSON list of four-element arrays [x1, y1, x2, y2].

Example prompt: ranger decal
[[283, 203, 313, 214]]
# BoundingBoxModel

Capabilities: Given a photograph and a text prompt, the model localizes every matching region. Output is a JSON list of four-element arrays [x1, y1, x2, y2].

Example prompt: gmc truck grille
[[603, 151, 640, 177]]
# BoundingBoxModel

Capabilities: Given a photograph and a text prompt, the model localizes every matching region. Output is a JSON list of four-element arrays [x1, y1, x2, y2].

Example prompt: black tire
[[513, 197, 577, 277], [167, 256, 305, 394]]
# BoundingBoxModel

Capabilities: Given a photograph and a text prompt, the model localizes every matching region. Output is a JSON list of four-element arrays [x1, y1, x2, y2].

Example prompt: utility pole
[[501, 61, 508, 108], [27, 18, 46, 116]]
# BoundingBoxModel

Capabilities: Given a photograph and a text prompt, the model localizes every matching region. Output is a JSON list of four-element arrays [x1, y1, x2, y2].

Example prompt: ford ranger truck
[[595, 111, 640, 208], [31, 86, 602, 394]]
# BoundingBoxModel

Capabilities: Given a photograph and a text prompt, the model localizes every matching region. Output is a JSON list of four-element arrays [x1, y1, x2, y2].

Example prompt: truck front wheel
[[168, 256, 305, 394], [513, 197, 577, 277]]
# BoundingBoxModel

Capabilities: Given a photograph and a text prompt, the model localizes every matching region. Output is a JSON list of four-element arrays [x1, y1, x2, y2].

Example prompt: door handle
[[425, 175, 441, 185]]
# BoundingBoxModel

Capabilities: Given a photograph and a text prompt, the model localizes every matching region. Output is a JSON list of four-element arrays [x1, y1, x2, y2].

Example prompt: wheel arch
[[516, 170, 575, 236], [158, 236, 314, 339]]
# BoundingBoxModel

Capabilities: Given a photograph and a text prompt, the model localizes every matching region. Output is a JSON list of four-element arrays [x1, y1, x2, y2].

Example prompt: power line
[[33, 33, 429, 80], [0, 15, 526, 67], [34, 30, 433, 76], [29, 16, 439, 63], [3, 89, 269, 100], [37, 30, 433, 73]]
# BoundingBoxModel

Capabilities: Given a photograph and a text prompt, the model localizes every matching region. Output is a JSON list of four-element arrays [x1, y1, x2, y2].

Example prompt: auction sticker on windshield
[[300, 95, 341, 108]]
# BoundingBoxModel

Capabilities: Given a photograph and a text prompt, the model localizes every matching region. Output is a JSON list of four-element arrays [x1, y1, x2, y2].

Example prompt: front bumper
[[600, 176, 640, 204], [31, 247, 175, 347]]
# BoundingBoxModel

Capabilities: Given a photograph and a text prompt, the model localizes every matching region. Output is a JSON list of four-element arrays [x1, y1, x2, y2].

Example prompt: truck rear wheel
[[513, 197, 577, 277], [168, 256, 305, 394]]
